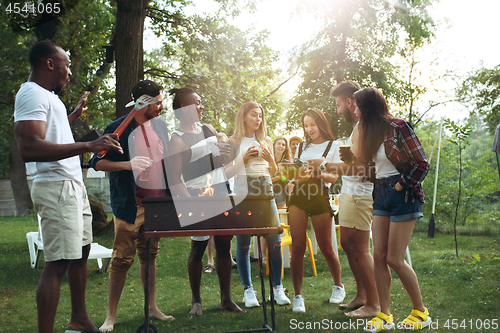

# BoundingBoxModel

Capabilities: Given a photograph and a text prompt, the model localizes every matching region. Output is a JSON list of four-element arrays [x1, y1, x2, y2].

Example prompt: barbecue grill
[[136, 194, 282, 333]]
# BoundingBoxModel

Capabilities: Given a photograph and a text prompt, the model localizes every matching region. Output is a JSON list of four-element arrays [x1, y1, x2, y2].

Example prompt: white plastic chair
[[26, 214, 113, 273]]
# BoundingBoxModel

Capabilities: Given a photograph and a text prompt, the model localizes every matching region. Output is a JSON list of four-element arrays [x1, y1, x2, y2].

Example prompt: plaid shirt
[[364, 119, 429, 203], [384, 118, 429, 202]]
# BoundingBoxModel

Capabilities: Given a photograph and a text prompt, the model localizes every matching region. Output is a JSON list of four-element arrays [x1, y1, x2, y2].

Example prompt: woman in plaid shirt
[[351, 88, 431, 332]]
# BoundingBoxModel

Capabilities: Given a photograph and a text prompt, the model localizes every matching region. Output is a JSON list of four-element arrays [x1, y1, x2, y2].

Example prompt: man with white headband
[[89, 79, 175, 332]]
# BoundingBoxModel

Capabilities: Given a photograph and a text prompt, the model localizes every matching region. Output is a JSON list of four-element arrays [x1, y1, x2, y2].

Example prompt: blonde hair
[[231, 101, 267, 146]]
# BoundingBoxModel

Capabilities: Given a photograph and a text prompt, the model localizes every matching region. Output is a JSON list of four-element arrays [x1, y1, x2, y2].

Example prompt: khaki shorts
[[110, 206, 160, 273], [338, 193, 373, 231], [32, 180, 92, 262]]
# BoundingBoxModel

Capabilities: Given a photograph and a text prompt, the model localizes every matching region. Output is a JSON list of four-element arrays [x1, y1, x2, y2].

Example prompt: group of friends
[[13, 41, 431, 333]]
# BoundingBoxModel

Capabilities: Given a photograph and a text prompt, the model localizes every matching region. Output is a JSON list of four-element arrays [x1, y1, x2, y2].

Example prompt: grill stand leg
[[145, 237, 150, 331], [257, 236, 276, 333], [226, 236, 276, 333], [138, 237, 157, 333]]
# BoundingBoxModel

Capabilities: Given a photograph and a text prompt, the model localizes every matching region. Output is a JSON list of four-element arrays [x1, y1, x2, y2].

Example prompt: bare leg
[[230, 239, 237, 267], [386, 219, 425, 312], [66, 245, 98, 332], [188, 240, 208, 315], [140, 260, 175, 321], [205, 236, 215, 271], [215, 235, 245, 313], [341, 228, 380, 317], [99, 269, 127, 332], [260, 237, 267, 265], [372, 216, 392, 316], [289, 205, 308, 296], [311, 213, 342, 286], [37, 259, 69, 333], [339, 227, 366, 309]]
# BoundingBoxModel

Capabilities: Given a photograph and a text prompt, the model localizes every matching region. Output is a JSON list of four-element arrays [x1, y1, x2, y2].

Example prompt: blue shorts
[[373, 175, 423, 222]]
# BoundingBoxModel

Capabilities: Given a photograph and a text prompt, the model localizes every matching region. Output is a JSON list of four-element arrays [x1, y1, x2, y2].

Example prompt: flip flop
[[204, 264, 214, 273]]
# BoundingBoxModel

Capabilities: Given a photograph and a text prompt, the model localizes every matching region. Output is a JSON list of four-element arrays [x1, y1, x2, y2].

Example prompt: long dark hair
[[273, 137, 290, 162], [300, 108, 335, 150], [354, 87, 393, 163]]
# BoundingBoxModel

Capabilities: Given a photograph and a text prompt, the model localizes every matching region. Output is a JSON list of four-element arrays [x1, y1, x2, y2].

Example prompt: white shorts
[[32, 180, 92, 262]]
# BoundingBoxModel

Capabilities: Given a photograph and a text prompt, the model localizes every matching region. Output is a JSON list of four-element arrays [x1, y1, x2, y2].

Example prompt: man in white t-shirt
[[14, 41, 121, 333]]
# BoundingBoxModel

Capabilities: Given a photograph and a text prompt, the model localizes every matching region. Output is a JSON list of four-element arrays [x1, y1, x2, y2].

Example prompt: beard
[[144, 108, 160, 120], [339, 106, 354, 123]]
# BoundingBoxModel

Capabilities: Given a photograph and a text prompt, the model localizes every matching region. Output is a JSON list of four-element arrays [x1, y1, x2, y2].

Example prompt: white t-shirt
[[294, 140, 340, 188], [374, 143, 399, 179], [14, 82, 83, 185], [341, 124, 374, 196], [239, 136, 269, 177]]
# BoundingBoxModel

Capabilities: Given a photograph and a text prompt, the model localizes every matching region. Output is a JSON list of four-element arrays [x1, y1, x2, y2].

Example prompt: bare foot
[[99, 317, 116, 332], [150, 307, 175, 321], [189, 302, 203, 316], [220, 300, 246, 313], [339, 297, 365, 310], [345, 305, 380, 318]]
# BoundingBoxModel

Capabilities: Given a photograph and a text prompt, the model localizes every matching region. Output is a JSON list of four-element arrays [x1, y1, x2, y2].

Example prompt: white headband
[[125, 94, 161, 110]]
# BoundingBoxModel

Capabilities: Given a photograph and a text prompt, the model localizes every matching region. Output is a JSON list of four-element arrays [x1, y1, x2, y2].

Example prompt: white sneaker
[[292, 295, 306, 313], [268, 285, 291, 305], [329, 284, 346, 303], [243, 287, 260, 308]]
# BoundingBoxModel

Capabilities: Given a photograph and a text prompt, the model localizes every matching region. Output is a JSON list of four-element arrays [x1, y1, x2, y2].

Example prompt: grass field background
[[1, 214, 499, 332]]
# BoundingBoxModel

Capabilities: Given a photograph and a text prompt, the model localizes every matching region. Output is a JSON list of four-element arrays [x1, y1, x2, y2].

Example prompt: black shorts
[[288, 178, 333, 217]]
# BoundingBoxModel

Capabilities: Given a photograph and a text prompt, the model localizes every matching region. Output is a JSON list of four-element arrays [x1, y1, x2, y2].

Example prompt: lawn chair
[[26, 214, 113, 273]]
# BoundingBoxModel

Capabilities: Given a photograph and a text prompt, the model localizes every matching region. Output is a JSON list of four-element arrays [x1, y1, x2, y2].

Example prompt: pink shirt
[[134, 123, 167, 205]]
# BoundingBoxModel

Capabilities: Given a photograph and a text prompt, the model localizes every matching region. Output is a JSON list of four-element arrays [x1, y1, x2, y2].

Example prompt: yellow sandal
[[398, 307, 432, 330], [364, 312, 395, 332]]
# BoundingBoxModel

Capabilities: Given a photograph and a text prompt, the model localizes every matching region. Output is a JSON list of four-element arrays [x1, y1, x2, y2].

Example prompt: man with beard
[[329, 81, 379, 317], [90, 80, 175, 332], [14, 41, 121, 333], [307, 81, 380, 317]]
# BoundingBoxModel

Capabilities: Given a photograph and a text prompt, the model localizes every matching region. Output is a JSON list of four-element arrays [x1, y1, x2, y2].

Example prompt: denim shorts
[[373, 175, 423, 222]]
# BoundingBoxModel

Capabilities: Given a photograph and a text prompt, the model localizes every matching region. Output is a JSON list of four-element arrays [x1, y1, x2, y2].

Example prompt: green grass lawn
[[1, 214, 499, 332]]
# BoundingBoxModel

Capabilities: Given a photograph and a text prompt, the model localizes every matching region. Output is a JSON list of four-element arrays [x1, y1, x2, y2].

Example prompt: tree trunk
[[9, 137, 32, 216], [115, 0, 147, 119]]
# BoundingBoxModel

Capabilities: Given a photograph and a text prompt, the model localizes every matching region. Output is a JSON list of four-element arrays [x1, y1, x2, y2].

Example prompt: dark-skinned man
[[14, 41, 121, 333]]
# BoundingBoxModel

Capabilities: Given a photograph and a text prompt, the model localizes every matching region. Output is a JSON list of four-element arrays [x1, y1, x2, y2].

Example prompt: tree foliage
[[146, 12, 286, 136], [456, 64, 500, 135], [288, 0, 435, 137], [1, 0, 117, 214], [419, 117, 499, 239]]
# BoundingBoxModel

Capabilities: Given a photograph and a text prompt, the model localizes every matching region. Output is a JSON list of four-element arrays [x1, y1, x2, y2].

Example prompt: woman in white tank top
[[287, 108, 344, 313], [228, 101, 291, 308], [352, 88, 431, 332]]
